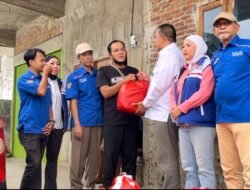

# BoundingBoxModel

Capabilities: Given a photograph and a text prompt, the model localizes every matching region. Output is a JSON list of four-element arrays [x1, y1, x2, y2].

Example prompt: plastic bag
[[0, 117, 6, 187], [110, 173, 140, 189], [117, 80, 149, 114]]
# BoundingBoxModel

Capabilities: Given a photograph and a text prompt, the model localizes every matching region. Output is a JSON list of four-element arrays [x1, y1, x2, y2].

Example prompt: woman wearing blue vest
[[170, 35, 216, 188], [44, 55, 68, 189]]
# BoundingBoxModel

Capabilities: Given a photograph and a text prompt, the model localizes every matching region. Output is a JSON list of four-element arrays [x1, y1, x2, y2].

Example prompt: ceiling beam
[[0, 29, 15, 47], [0, 0, 65, 18]]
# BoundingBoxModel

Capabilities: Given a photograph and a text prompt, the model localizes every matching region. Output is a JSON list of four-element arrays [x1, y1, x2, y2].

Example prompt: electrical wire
[[131, 0, 134, 35]]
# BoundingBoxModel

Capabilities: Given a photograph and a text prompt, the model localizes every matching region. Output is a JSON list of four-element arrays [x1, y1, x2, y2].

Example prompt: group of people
[[16, 11, 250, 189]]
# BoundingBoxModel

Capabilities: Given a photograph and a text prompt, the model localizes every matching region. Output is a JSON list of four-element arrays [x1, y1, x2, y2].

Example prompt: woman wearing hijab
[[170, 35, 216, 188], [44, 55, 68, 189]]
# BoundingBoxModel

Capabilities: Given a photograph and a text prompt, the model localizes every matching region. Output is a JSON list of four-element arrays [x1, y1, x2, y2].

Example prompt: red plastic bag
[[117, 80, 149, 114], [0, 117, 6, 185], [110, 174, 140, 189]]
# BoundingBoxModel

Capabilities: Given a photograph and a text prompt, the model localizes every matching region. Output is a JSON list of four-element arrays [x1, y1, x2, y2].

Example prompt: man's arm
[[135, 53, 182, 116], [99, 74, 136, 99], [36, 63, 52, 96], [143, 54, 181, 108], [70, 99, 83, 139], [65, 73, 83, 138], [43, 106, 54, 135]]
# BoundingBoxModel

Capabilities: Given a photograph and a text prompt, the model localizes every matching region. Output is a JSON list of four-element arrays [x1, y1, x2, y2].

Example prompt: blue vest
[[177, 57, 216, 127]]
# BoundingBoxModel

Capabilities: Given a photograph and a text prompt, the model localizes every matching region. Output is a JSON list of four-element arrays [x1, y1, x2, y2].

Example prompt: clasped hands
[[170, 107, 182, 120]]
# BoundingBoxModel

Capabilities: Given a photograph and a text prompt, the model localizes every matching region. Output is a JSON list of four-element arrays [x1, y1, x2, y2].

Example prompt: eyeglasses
[[214, 20, 234, 28]]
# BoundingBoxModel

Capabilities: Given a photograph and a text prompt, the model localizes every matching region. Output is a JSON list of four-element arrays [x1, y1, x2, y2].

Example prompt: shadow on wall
[[0, 100, 11, 156]]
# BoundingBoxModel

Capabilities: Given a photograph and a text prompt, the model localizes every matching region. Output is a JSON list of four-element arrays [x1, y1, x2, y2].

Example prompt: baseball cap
[[75, 43, 93, 56], [213, 12, 238, 26]]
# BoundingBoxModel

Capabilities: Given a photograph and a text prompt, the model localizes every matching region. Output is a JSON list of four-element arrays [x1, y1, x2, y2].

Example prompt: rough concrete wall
[[15, 15, 63, 54], [62, 0, 144, 80], [143, 0, 226, 188]]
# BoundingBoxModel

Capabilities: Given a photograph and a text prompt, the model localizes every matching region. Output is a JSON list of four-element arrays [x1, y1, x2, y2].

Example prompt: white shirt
[[143, 43, 184, 122], [48, 78, 63, 129]]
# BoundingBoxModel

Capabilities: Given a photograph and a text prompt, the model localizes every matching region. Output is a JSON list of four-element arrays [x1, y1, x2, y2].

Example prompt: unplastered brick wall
[[145, 0, 197, 68], [16, 15, 63, 54], [151, 0, 196, 39]]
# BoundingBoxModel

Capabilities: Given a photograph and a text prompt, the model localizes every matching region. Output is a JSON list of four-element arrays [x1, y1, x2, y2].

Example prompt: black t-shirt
[[96, 65, 140, 126]]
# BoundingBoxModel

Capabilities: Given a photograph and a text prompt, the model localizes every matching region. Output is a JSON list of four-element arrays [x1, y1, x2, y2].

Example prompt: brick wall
[[144, 0, 197, 68], [15, 15, 63, 54], [151, 0, 196, 40]]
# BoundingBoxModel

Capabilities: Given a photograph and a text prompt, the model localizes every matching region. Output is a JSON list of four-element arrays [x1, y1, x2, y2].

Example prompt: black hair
[[107, 40, 127, 66], [157, 23, 177, 43], [23, 48, 46, 67], [45, 54, 60, 63], [107, 40, 126, 54]]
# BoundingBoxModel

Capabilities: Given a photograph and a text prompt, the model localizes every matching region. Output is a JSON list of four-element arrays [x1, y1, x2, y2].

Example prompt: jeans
[[18, 130, 48, 189], [179, 126, 216, 189]]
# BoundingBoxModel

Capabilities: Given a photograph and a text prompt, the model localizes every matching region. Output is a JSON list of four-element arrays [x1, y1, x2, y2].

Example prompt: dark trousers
[[103, 123, 139, 188], [44, 129, 64, 189], [18, 130, 48, 189], [0, 181, 7, 189], [143, 117, 180, 189]]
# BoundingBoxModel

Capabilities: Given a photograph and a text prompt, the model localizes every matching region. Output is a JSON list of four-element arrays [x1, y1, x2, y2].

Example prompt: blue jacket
[[211, 35, 250, 123], [57, 78, 69, 132], [177, 57, 216, 127]]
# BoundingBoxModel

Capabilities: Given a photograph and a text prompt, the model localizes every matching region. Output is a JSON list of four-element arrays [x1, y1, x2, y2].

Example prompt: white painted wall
[[0, 46, 14, 100]]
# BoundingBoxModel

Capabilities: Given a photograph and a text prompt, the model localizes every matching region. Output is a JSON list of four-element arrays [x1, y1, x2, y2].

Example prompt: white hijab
[[185, 34, 208, 64]]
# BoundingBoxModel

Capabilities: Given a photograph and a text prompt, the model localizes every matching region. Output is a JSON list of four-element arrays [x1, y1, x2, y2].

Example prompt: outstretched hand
[[132, 102, 147, 116], [136, 71, 150, 81]]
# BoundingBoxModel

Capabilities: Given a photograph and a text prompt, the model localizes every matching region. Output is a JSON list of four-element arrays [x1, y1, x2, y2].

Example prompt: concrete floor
[[6, 157, 71, 189]]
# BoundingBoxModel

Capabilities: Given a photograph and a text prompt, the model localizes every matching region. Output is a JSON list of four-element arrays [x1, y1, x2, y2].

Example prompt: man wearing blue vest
[[212, 12, 250, 189], [17, 48, 54, 189], [66, 43, 102, 189]]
